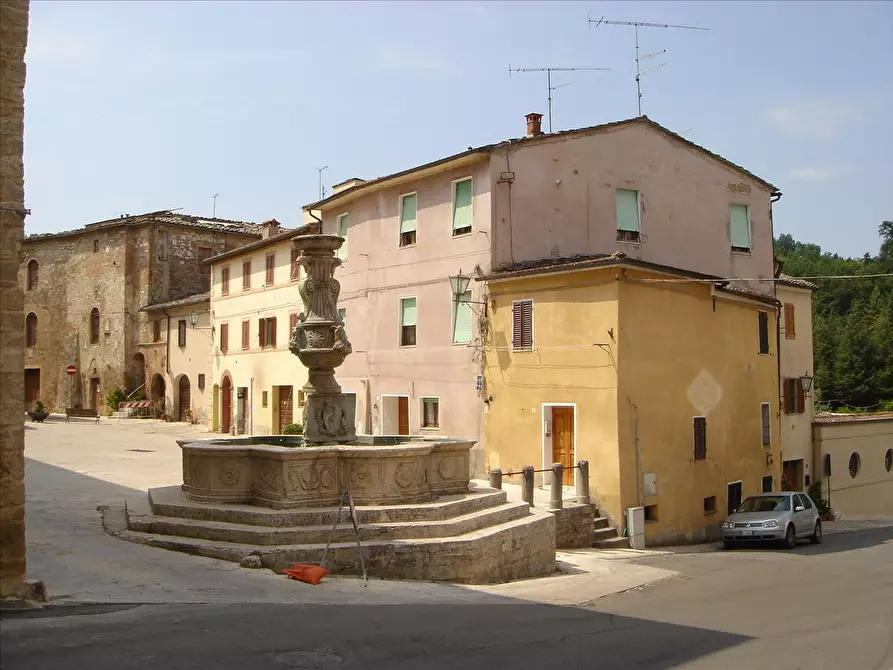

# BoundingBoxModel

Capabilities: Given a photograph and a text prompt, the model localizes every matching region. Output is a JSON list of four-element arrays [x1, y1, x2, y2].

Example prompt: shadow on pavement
[[723, 526, 893, 557], [1, 601, 752, 670]]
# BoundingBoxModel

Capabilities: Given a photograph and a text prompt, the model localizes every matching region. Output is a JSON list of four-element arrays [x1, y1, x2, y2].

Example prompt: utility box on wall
[[627, 506, 646, 550]]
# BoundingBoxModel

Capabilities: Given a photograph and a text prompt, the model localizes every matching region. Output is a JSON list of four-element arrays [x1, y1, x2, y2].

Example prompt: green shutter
[[616, 189, 640, 232], [400, 194, 417, 233], [401, 297, 416, 327], [730, 205, 750, 249], [452, 291, 473, 343], [337, 214, 348, 260], [452, 179, 473, 232]]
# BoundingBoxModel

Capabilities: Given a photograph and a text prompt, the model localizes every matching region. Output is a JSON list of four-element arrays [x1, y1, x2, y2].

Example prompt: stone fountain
[[111, 234, 557, 583]]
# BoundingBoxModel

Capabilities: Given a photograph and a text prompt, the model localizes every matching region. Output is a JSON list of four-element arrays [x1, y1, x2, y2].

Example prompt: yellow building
[[482, 255, 782, 544], [206, 220, 318, 435]]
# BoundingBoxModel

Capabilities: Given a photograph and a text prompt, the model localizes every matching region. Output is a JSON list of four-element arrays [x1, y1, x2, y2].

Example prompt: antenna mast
[[508, 65, 609, 133], [589, 17, 709, 116], [318, 166, 329, 200]]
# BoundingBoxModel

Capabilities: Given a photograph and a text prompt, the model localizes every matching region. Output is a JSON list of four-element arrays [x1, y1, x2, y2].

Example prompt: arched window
[[90, 307, 101, 344], [27, 259, 38, 291], [25, 312, 37, 347]]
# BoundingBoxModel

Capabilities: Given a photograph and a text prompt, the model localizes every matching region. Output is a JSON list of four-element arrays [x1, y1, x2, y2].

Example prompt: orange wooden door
[[221, 378, 232, 433], [551, 407, 575, 485], [397, 397, 409, 435], [278, 386, 293, 433]]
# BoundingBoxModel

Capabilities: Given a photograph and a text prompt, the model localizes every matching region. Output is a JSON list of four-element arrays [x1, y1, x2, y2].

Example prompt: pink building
[[307, 114, 780, 472]]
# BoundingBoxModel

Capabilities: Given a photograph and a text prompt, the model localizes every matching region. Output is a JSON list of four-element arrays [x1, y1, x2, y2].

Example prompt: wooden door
[[24, 369, 40, 408], [237, 391, 247, 434], [221, 378, 232, 433], [90, 378, 101, 411], [278, 386, 293, 433], [551, 407, 575, 485], [727, 481, 743, 516], [397, 396, 409, 435], [178, 376, 191, 422]]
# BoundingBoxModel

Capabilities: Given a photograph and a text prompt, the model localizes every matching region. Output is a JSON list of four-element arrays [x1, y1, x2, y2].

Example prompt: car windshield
[[736, 495, 791, 513]]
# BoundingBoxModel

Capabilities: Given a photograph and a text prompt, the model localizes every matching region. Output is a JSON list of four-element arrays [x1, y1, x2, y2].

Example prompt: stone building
[[20, 211, 262, 414], [1, 0, 37, 600]]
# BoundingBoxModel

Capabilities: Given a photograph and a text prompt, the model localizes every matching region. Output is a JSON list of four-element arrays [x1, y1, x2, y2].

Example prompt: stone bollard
[[488, 468, 503, 490], [576, 459, 591, 505], [521, 466, 535, 507], [550, 463, 563, 510]]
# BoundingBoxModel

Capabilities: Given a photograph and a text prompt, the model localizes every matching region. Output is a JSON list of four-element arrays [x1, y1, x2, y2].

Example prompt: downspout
[[162, 309, 171, 374], [770, 189, 783, 482], [249, 376, 254, 436], [504, 141, 515, 265]]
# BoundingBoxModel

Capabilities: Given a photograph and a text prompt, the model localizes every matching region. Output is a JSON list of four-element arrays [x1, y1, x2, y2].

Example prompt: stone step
[[148, 485, 509, 526], [592, 517, 610, 530], [595, 535, 630, 549], [116, 507, 558, 584], [128, 501, 532, 545]]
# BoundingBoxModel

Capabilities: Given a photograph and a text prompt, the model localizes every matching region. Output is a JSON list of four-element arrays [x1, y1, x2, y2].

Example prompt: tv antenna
[[508, 65, 609, 133], [589, 17, 709, 116], [318, 165, 329, 200]]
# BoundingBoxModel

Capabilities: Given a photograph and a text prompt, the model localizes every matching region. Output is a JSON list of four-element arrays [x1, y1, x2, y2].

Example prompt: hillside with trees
[[775, 221, 893, 412]]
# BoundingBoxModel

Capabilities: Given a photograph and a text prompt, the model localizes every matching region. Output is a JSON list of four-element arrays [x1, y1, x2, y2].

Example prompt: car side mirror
[[795, 506, 805, 512]]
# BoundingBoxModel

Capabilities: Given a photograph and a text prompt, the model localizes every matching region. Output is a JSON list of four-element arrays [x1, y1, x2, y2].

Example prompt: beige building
[[140, 293, 211, 424], [813, 413, 893, 515], [207, 220, 316, 435], [777, 275, 817, 490]]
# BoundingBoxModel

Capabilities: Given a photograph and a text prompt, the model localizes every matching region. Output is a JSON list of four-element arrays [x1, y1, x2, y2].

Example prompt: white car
[[721, 492, 822, 549]]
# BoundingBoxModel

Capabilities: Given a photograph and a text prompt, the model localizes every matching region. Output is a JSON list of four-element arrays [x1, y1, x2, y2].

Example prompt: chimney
[[261, 218, 281, 239], [526, 112, 544, 137]]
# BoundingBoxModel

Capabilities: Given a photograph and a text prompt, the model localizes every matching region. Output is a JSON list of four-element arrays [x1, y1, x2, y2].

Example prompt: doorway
[[178, 375, 191, 422], [380, 395, 410, 435], [237, 387, 248, 434], [782, 459, 803, 491], [221, 376, 232, 433], [543, 404, 575, 486], [24, 368, 40, 409], [151, 373, 166, 418], [277, 385, 293, 434], [90, 377, 101, 411], [727, 480, 743, 516]]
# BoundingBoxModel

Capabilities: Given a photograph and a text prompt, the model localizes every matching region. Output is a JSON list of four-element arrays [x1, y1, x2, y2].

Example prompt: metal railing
[[488, 460, 590, 510]]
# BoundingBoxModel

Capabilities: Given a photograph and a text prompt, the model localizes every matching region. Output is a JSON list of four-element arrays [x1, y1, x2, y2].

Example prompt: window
[[761, 402, 771, 447], [801, 494, 814, 510], [242, 320, 250, 350], [693, 417, 707, 460], [198, 374, 205, 390], [452, 291, 473, 344], [703, 496, 716, 515], [242, 260, 251, 290], [730, 204, 750, 252], [848, 452, 861, 478], [783, 303, 796, 339], [262, 391, 268, 408], [400, 297, 416, 346], [338, 308, 346, 329], [421, 397, 440, 428], [511, 300, 533, 351], [758, 310, 769, 354], [93, 239, 100, 253], [265, 253, 275, 286], [290, 248, 300, 281], [399, 193, 417, 247], [153, 320, 161, 343], [26, 259, 38, 290], [25, 312, 37, 347], [221, 267, 230, 296], [762, 475, 774, 493], [220, 323, 229, 353], [258, 316, 277, 348], [178, 320, 187, 347], [644, 504, 658, 522], [90, 307, 100, 344], [452, 178, 473, 236], [337, 214, 349, 261], [197, 247, 213, 264], [289, 312, 299, 336], [783, 378, 805, 414], [886, 448, 892, 473], [616, 189, 641, 242]]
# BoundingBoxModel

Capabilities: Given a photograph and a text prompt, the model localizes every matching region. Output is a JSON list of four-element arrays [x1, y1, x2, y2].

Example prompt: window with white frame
[[730, 204, 751, 252], [616, 189, 641, 242], [337, 214, 348, 260], [399, 193, 417, 247], [420, 397, 439, 428], [452, 178, 472, 236], [400, 297, 416, 346], [452, 291, 473, 344], [511, 300, 533, 351]]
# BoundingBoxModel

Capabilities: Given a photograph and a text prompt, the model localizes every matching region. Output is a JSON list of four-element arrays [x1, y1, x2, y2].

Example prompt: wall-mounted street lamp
[[799, 372, 813, 397], [189, 311, 200, 328], [449, 270, 488, 316]]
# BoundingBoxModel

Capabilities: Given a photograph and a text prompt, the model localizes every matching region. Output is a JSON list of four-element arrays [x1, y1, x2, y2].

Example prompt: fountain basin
[[177, 435, 474, 509]]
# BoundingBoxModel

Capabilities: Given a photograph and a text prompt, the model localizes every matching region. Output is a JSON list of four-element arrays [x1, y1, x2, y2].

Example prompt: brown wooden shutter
[[289, 313, 298, 331], [266, 254, 275, 285], [220, 323, 228, 352], [783, 379, 792, 414], [784, 303, 796, 339], [512, 303, 523, 350], [243, 261, 251, 290], [222, 267, 230, 295], [522, 300, 533, 349], [258, 318, 266, 347], [242, 321, 249, 350], [270, 317, 277, 348]]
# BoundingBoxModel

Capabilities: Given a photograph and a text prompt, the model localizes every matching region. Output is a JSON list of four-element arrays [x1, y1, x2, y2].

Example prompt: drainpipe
[[162, 309, 171, 374], [769, 189, 783, 483], [249, 376, 254, 436], [504, 141, 515, 264]]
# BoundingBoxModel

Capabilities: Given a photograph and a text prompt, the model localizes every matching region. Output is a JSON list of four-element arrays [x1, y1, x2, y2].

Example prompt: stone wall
[[550, 503, 595, 549], [0, 0, 33, 599]]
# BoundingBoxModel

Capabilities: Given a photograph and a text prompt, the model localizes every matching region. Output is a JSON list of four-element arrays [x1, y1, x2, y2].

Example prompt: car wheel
[[723, 540, 736, 550], [782, 524, 796, 549], [810, 520, 823, 545]]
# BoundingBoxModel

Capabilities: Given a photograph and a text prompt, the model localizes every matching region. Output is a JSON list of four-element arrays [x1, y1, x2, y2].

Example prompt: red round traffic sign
[[65, 365, 77, 376]]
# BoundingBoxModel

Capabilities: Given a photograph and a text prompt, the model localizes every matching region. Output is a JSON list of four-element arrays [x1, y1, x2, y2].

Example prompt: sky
[[23, 0, 893, 258]]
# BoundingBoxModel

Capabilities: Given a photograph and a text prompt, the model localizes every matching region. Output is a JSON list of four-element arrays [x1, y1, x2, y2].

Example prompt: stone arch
[[220, 372, 233, 434], [175, 374, 191, 422], [151, 373, 166, 418], [89, 307, 100, 344], [26, 259, 38, 291], [25, 312, 37, 347]]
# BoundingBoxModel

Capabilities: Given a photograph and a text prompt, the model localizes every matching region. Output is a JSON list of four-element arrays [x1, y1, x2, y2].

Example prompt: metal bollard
[[488, 468, 503, 490], [576, 459, 591, 505], [521, 465, 535, 507], [550, 463, 563, 510]]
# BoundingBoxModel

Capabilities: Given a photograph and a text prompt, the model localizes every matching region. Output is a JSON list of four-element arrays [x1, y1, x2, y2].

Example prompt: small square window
[[704, 496, 717, 515], [693, 417, 707, 460], [93, 239, 100, 253], [762, 475, 773, 493], [644, 504, 659, 522], [421, 397, 439, 428], [197, 374, 205, 390]]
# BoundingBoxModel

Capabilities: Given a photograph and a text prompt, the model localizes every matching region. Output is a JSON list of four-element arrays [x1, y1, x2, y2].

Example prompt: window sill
[[452, 230, 472, 239], [731, 248, 752, 255], [419, 426, 440, 431], [512, 348, 534, 353], [398, 244, 417, 250], [704, 510, 717, 516], [399, 344, 417, 349], [616, 237, 642, 246], [451, 341, 472, 347]]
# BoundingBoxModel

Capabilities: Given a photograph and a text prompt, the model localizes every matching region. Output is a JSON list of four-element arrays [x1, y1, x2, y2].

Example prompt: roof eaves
[[140, 291, 210, 312], [203, 222, 317, 265]]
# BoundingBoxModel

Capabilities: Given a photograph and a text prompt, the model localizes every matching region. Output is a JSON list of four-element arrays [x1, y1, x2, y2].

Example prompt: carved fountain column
[[288, 234, 356, 444]]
